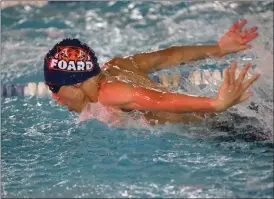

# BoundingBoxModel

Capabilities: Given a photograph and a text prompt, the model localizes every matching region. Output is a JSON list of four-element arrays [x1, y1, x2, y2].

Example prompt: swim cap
[[44, 38, 101, 88]]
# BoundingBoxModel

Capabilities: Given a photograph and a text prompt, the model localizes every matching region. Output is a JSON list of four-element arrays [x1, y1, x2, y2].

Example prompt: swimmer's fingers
[[223, 67, 230, 85], [240, 27, 258, 38], [229, 19, 247, 32], [246, 26, 258, 35], [235, 63, 252, 86], [229, 20, 239, 32], [238, 91, 254, 103], [234, 75, 258, 105], [241, 33, 259, 44], [237, 19, 247, 32], [240, 73, 260, 93], [229, 61, 237, 85]]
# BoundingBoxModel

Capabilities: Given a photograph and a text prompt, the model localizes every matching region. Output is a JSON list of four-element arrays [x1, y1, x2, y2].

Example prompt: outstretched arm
[[118, 45, 222, 73], [109, 19, 258, 74], [99, 62, 260, 114]]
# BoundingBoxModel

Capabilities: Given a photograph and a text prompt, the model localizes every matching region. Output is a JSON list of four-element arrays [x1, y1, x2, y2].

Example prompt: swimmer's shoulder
[[101, 57, 145, 74], [98, 80, 133, 107], [101, 58, 119, 70], [99, 80, 133, 112], [101, 58, 121, 74]]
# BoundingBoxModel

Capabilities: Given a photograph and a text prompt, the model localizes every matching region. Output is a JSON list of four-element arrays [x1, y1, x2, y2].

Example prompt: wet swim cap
[[44, 38, 101, 90]]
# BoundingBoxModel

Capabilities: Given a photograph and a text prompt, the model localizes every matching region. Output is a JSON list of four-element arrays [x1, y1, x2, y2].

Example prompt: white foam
[[24, 86, 30, 96], [189, 70, 202, 85], [1, 1, 47, 9], [212, 70, 222, 85], [37, 82, 49, 97], [27, 82, 37, 96], [201, 70, 211, 85]]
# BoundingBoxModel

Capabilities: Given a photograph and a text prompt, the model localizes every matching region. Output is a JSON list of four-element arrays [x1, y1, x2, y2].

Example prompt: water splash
[[77, 102, 157, 133], [1, 2, 273, 198]]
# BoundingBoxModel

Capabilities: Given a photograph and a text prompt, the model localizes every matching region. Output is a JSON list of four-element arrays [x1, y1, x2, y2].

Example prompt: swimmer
[[44, 19, 260, 124]]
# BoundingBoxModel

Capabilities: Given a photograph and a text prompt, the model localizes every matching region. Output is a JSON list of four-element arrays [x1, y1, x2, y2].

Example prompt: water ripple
[[1, 1, 273, 198]]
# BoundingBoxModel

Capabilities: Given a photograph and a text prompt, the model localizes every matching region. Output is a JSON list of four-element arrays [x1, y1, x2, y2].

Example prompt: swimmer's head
[[44, 38, 101, 112], [44, 38, 101, 93]]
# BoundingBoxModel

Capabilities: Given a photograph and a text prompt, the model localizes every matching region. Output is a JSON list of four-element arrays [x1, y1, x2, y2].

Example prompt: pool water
[[1, 1, 273, 198]]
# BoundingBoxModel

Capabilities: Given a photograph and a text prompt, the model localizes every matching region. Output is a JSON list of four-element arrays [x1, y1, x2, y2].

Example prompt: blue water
[[1, 1, 273, 198]]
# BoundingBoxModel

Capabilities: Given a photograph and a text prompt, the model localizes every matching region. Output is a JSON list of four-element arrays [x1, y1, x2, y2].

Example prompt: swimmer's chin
[[70, 101, 91, 113], [67, 105, 82, 113], [68, 107, 74, 112], [68, 107, 82, 113]]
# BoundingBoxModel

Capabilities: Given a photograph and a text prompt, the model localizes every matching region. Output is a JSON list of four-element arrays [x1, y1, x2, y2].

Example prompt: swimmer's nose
[[52, 93, 59, 100], [51, 94, 66, 105]]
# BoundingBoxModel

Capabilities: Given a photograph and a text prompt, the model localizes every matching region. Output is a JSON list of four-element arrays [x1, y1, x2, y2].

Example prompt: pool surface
[[1, 1, 273, 198]]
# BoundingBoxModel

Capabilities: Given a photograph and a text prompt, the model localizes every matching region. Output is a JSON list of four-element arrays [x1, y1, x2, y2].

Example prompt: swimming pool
[[1, 1, 273, 197]]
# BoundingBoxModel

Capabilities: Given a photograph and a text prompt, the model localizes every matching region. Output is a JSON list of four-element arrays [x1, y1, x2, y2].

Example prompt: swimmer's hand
[[213, 62, 260, 112], [218, 19, 258, 56]]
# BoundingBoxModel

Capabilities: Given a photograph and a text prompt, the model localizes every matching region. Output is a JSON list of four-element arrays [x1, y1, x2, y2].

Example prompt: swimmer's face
[[52, 85, 89, 112]]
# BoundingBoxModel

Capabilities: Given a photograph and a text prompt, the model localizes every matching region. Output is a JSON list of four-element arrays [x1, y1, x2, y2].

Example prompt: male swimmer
[[44, 19, 260, 124]]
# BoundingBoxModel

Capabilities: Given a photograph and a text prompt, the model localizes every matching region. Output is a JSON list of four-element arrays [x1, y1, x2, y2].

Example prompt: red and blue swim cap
[[44, 38, 101, 93]]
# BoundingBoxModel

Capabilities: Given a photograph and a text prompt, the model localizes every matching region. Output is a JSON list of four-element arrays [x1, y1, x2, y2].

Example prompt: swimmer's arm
[[99, 82, 219, 113], [108, 20, 258, 73], [109, 45, 223, 73], [99, 62, 258, 117]]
